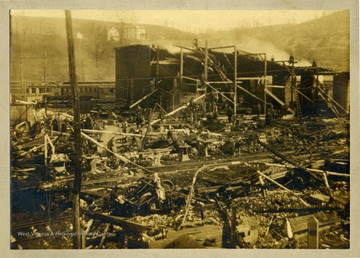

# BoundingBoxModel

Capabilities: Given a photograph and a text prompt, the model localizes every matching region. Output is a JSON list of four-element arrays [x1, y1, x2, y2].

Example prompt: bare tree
[[116, 11, 137, 46], [90, 25, 107, 67]]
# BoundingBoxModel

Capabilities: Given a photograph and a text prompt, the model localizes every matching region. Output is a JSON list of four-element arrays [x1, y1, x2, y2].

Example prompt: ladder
[[222, 52, 234, 72], [294, 87, 302, 122], [209, 56, 230, 82]]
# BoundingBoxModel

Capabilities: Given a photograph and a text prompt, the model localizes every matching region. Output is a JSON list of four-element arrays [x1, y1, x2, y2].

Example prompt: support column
[[44, 50, 48, 116], [65, 10, 83, 249], [20, 55, 25, 101], [204, 40, 208, 81], [234, 46, 237, 118], [180, 47, 183, 86], [264, 53, 267, 114], [204, 40, 208, 114]]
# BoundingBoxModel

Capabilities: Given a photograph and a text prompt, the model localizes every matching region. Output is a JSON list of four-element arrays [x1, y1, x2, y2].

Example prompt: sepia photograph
[[3, 2, 358, 254]]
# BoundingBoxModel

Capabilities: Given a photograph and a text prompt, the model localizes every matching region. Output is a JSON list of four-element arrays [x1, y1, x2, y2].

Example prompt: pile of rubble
[[10, 105, 350, 249]]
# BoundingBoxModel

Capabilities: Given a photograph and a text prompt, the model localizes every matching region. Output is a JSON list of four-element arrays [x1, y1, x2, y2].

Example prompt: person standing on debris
[[84, 114, 94, 130], [154, 172, 166, 202], [29, 121, 41, 138], [259, 175, 267, 197], [61, 119, 68, 132], [227, 105, 233, 123], [136, 113, 144, 129], [51, 115, 59, 132], [257, 103, 262, 117], [122, 119, 129, 133], [265, 112, 272, 127], [135, 106, 145, 128], [265, 107, 273, 127]]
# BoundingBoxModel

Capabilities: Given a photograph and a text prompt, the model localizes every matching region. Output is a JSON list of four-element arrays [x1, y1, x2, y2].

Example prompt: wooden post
[[20, 55, 26, 101], [204, 40, 208, 81], [156, 46, 160, 82], [308, 216, 319, 249], [43, 50, 47, 90], [180, 47, 183, 88], [82, 59, 85, 81], [44, 50, 47, 116], [264, 53, 267, 114], [44, 134, 48, 167], [180, 47, 183, 77], [291, 61, 295, 103], [204, 40, 208, 114], [65, 10, 83, 249], [231, 205, 237, 247], [234, 46, 237, 119]]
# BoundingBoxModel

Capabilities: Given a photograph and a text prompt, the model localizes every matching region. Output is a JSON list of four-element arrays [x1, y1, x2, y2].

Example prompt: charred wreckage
[[10, 41, 350, 249]]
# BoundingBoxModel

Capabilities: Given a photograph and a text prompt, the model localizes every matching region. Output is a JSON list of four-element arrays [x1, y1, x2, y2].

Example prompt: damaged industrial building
[[10, 10, 350, 250]]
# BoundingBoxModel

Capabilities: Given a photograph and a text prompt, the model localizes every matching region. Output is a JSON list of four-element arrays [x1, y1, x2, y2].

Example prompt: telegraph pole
[[20, 55, 25, 101], [264, 53, 267, 114], [234, 46, 237, 118], [65, 10, 83, 249], [204, 40, 208, 114], [44, 50, 47, 115]]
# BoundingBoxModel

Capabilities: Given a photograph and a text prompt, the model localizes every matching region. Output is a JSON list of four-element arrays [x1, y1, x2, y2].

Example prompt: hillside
[[202, 11, 349, 71], [10, 16, 193, 83], [10, 11, 349, 84]]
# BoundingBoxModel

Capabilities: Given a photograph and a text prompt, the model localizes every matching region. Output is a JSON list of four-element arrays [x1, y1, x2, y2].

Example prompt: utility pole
[[156, 45, 160, 81], [289, 55, 295, 104], [20, 55, 25, 101], [82, 59, 85, 81], [44, 50, 47, 115], [264, 53, 267, 114], [204, 40, 208, 82], [180, 47, 183, 89], [44, 51, 47, 86], [204, 40, 208, 114], [234, 46, 237, 118], [65, 10, 83, 249]]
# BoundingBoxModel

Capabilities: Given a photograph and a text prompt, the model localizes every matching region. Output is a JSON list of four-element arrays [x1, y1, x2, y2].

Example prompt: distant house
[[76, 32, 83, 39], [123, 24, 148, 40], [107, 26, 120, 41]]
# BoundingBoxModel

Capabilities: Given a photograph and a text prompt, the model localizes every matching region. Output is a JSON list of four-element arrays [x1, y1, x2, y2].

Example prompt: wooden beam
[[88, 212, 151, 233], [205, 82, 234, 104], [129, 89, 158, 109], [208, 45, 235, 50], [255, 169, 310, 207], [265, 88, 296, 114], [150, 94, 206, 125], [236, 84, 265, 103], [81, 132, 152, 174]]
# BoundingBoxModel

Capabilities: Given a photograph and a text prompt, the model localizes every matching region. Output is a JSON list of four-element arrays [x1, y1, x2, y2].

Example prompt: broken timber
[[129, 89, 159, 109], [81, 132, 152, 174], [87, 212, 151, 234], [151, 94, 206, 125], [244, 162, 310, 207]]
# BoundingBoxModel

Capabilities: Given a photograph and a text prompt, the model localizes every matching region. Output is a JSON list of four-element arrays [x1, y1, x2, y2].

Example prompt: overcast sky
[[11, 10, 337, 32]]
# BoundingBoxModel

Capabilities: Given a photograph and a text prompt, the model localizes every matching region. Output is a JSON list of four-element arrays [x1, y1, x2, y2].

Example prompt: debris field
[[10, 106, 350, 249]]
